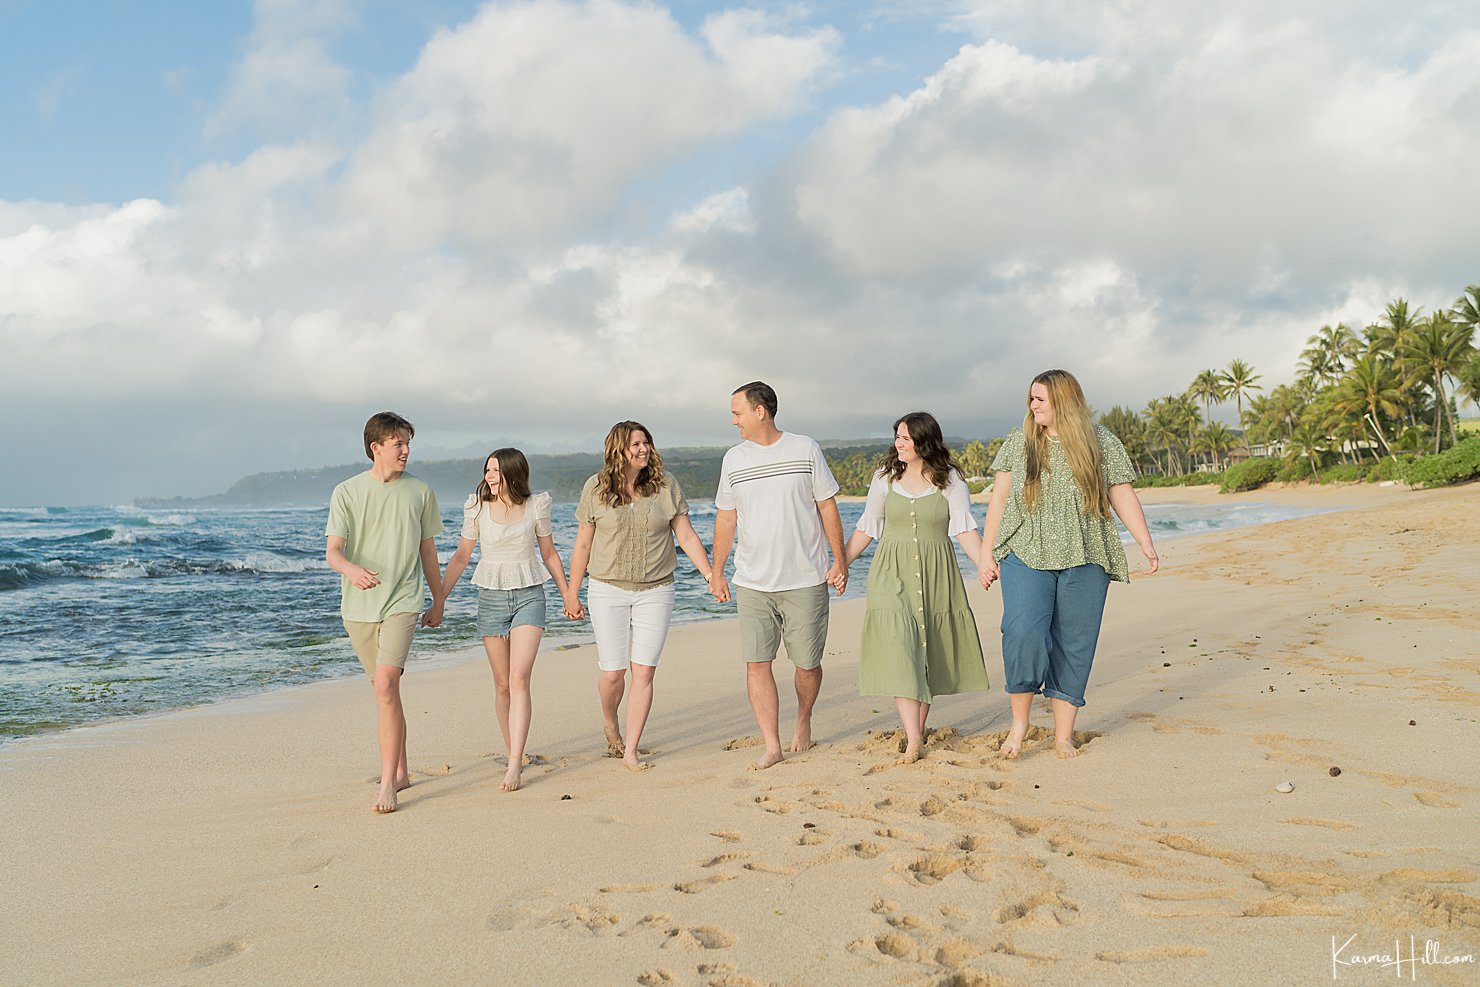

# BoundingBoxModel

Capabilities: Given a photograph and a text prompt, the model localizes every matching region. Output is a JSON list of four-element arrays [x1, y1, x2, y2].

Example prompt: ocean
[[0, 496, 1326, 742]]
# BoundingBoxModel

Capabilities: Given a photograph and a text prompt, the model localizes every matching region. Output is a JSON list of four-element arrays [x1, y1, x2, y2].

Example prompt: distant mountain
[[135, 441, 892, 508]]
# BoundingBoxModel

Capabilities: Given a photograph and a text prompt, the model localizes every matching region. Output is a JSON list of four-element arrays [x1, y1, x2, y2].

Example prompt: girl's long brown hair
[[475, 448, 532, 505], [877, 411, 964, 489], [1022, 369, 1111, 518], [597, 421, 666, 508]]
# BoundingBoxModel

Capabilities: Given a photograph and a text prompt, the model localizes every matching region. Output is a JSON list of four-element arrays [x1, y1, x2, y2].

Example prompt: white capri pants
[[586, 579, 676, 672]]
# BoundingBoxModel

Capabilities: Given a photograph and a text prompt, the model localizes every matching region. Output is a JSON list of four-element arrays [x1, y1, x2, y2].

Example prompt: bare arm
[[326, 535, 378, 590], [670, 515, 715, 584], [419, 537, 443, 626], [1108, 482, 1159, 574], [818, 496, 848, 596], [843, 529, 874, 567], [565, 522, 596, 618], [710, 508, 736, 604], [438, 539, 476, 604], [977, 472, 1011, 589], [954, 529, 984, 570], [538, 532, 574, 597]]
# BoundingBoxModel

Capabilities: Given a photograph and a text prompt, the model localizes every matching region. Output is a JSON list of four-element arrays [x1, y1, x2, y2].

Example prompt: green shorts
[[343, 611, 420, 679], [735, 583, 830, 670]]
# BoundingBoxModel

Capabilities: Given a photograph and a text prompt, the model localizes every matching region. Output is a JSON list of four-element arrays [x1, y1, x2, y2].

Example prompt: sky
[[3, 0, 1478, 506]]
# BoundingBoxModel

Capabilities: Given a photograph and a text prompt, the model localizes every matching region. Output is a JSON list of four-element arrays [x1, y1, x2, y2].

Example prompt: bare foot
[[379, 775, 413, 792], [499, 766, 522, 792], [373, 782, 398, 813], [748, 750, 784, 771], [898, 744, 924, 765], [603, 725, 625, 759], [789, 729, 814, 753], [1055, 737, 1080, 759], [1001, 722, 1029, 760], [623, 756, 653, 772]]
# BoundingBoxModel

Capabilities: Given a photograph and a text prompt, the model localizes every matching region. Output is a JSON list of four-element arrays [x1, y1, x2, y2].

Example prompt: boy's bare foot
[[1000, 722, 1029, 760], [748, 750, 784, 771], [1055, 737, 1080, 759], [898, 744, 924, 765], [373, 782, 398, 813], [499, 766, 522, 792], [789, 729, 813, 753]]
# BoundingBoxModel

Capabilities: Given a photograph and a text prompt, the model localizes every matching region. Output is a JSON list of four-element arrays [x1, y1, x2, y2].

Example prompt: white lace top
[[460, 490, 553, 589]]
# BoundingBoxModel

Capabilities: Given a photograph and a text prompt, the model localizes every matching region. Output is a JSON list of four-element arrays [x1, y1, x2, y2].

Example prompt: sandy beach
[[5, 482, 1478, 986]]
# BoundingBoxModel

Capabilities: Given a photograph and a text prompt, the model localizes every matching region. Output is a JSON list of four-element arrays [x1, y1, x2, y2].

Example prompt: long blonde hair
[[596, 421, 667, 508], [1022, 369, 1110, 518]]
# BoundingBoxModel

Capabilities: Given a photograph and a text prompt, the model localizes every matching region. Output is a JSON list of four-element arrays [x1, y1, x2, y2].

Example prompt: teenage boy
[[326, 411, 444, 813], [710, 381, 847, 770]]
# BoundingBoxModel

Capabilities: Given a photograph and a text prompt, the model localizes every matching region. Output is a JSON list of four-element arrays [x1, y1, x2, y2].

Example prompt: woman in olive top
[[980, 369, 1159, 759], [567, 421, 717, 770]]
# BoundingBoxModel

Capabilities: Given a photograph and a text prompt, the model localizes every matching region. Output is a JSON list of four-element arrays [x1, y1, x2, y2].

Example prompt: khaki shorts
[[735, 583, 829, 670], [343, 611, 420, 679]]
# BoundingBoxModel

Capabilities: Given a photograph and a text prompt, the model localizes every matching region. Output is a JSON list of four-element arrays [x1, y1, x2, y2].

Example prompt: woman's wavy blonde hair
[[1022, 369, 1110, 518], [597, 421, 666, 508]]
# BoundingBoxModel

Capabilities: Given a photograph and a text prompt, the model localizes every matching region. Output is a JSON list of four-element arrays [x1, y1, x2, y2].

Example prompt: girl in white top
[[434, 448, 578, 793]]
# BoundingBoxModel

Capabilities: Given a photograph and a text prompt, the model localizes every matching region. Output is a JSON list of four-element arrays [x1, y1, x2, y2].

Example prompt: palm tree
[[1144, 397, 1185, 475], [1335, 354, 1405, 459], [1187, 369, 1227, 425], [1100, 406, 1151, 471], [1452, 283, 1480, 337], [1298, 323, 1359, 387], [1401, 311, 1475, 451], [1287, 421, 1325, 478], [1193, 421, 1235, 470], [1221, 358, 1263, 455]]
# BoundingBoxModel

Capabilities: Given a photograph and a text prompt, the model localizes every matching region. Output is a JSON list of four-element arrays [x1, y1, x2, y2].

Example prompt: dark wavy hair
[[596, 421, 666, 508], [878, 412, 964, 489], [475, 448, 532, 505]]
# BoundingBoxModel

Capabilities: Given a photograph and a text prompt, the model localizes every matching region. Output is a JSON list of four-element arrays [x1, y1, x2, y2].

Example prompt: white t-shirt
[[715, 432, 840, 592]]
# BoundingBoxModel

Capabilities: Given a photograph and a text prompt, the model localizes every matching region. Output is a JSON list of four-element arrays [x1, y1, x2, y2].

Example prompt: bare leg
[[373, 666, 407, 813], [895, 696, 924, 763], [623, 663, 657, 770], [790, 665, 822, 753], [1050, 697, 1080, 758], [1002, 692, 1034, 759], [598, 668, 627, 756], [501, 625, 542, 791], [746, 661, 784, 769], [484, 635, 512, 754], [918, 702, 930, 743]]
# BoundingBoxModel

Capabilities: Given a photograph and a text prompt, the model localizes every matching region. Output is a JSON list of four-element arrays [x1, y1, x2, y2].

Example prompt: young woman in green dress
[[843, 412, 990, 764]]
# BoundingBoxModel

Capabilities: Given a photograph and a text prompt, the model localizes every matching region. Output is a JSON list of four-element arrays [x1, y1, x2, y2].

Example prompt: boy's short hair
[[363, 411, 415, 460], [733, 381, 778, 421]]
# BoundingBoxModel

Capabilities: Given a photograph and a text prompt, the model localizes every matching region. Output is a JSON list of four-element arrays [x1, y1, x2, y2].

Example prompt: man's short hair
[[733, 381, 778, 421], [363, 411, 415, 460]]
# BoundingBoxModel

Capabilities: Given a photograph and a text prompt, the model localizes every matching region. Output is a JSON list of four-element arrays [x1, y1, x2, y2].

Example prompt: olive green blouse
[[990, 425, 1137, 582], [576, 475, 689, 591]]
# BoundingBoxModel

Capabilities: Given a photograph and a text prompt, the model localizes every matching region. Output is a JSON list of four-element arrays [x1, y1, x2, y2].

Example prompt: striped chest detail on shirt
[[727, 460, 815, 486]]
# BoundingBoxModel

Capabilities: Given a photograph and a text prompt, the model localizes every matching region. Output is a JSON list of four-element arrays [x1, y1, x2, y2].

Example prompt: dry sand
[[5, 483, 1478, 986]]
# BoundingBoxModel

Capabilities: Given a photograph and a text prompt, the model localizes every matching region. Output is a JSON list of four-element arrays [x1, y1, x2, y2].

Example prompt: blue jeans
[[476, 585, 547, 637], [998, 553, 1111, 707]]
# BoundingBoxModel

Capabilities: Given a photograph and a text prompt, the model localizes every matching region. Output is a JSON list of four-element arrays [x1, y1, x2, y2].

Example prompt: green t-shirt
[[990, 425, 1136, 582], [326, 470, 443, 621]]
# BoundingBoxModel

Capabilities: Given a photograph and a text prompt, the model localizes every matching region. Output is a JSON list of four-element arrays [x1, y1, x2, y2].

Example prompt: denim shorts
[[477, 584, 547, 637]]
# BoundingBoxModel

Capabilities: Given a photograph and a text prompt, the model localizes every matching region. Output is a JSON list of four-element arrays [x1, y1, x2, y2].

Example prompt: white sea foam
[[234, 553, 322, 574]]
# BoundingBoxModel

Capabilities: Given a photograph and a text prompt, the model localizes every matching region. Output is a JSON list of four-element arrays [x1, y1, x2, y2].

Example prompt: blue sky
[[2, 1, 1478, 505]]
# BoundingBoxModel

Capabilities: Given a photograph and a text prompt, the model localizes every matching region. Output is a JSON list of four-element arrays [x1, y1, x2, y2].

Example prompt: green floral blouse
[[989, 425, 1137, 582]]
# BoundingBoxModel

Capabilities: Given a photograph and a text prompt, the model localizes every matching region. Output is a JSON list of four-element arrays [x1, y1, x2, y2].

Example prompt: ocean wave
[[227, 553, 323, 574], [147, 513, 196, 526]]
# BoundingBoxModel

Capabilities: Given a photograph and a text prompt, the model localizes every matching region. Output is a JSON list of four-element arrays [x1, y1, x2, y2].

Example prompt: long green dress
[[858, 486, 989, 702]]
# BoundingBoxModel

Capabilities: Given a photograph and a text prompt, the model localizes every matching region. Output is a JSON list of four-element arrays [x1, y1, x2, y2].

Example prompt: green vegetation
[[1219, 458, 1280, 493], [1399, 435, 1480, 488]]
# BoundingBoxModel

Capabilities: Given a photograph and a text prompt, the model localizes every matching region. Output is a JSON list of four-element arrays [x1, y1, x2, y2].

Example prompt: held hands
[[708, 571, 731, 605], [978, 557, 1000, 591], [562, 593, 585, 621], [825, 562, 848, 597], [421, 599, 444, 628]]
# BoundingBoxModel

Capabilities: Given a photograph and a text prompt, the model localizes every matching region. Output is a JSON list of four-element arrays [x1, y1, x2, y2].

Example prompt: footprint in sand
[[797, 830, 829, 846], [600, 883, 665, 894], [743, 862, 797, 875], [904, 853, 965, 886], [1415, 791, 1459, 808], [710, 831, 743, 843], [724, 737, 764, 750], [189, 940, 245, 969], [618, 914, 674, 937], [875, 826, 925, 843], [674, 874, 736, 894], [1095, 946, 1208, 963], [702, 852, 749, 868], [661, 926, 737, 950], [637, 969, 677, 985], [998, 891, 1078, 927]]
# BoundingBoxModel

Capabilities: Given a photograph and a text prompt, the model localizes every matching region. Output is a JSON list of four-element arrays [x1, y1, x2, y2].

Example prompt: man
[[325, 411, 444, 813], [710, 382, 847, 770]]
